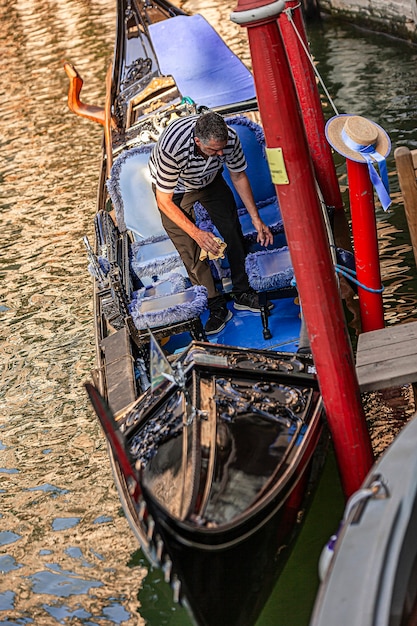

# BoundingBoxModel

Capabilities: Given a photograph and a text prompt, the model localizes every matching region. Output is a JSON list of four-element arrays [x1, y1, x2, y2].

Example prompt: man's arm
[[229, 170, 273, 247], [156, 189, 222, 256]]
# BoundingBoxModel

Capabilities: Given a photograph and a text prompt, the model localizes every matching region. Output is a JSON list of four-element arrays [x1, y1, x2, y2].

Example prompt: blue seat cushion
[[107, 147, 187, 281], [133, 273, 191, 300], [194, 116, 283, 242], [130, 236, 183, 280], [149, 15, 255, 109], [129, 285, 208, 330], [245, 247, 294, 292]]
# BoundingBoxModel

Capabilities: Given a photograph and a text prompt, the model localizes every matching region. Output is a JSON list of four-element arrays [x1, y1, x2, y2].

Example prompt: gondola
[[64, 1, 327, 624], [310, 411, 417, 626]]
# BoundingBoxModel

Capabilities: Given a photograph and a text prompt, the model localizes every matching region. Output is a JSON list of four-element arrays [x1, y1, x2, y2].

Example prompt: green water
[[256, 450, 344, 626]]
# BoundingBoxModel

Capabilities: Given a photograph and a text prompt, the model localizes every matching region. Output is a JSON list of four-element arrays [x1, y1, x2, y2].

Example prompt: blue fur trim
[[131, 234, 168, 249], [132, 273, 191, 300], [106, 144, 154, 233], [129, 285, 208, 330], [225, 115, 266, 158], [196, 217, 215, 233], [245, 248, 294, 291], [131, 251, 182, 279], [254, 197, 278, 211]]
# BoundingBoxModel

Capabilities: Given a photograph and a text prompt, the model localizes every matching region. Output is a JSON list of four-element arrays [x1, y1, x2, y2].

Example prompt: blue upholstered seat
[[129, 270, 208, 332], [245, 247, 295, 340], [224, 117, 284, 238], [107, 146, 186, 286], [149, 14, 256, 109], [245, 247, 294, 292], [194, 115, 288, 305], [194, 115, 294, 340], [223, 118, 276, 208], [129, 283, 208, 331]]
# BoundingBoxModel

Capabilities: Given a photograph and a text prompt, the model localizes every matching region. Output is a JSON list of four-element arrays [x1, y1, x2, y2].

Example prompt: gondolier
[[149, 110, 273, 334]]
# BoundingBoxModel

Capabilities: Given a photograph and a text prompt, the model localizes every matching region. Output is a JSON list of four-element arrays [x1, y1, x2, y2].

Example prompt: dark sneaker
[[234, 292, 273, 312], [234, 291, 259, 311], [205, 308, 232, 335]]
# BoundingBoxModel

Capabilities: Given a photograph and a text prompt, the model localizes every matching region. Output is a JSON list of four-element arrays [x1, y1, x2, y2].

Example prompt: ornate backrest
[[107, 145, 165, 240], [223, 117, 276, 209]]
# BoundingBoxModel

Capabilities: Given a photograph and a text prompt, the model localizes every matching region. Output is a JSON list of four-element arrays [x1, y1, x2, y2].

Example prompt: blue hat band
[[341, 129, 391, 211]]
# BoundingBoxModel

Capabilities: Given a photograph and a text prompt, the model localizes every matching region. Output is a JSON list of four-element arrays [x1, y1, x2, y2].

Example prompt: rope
[[335, 264, 384, 293], [282, 5, 339, 117]]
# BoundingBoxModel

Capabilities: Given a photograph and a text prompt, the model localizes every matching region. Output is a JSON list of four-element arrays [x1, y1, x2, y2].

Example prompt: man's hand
[[229, 172, 273, 247], [194, 229, 223, 256], [253, 218, 273, 247]]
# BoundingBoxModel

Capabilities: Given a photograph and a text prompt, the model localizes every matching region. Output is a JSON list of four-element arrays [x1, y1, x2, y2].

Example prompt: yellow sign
[[265, 147, 289, 185]]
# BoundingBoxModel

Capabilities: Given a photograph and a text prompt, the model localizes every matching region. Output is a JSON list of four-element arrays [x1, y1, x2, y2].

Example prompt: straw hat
[[325, 114, 391, 163]]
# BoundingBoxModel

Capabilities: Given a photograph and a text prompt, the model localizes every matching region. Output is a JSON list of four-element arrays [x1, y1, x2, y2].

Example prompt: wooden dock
[[356, 321, 417, 392], [356, 146, 417, 393]]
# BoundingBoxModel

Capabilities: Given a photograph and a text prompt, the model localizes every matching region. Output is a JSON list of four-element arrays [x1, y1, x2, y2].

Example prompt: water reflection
[[0, 0, 417, 624], [1, 0, 145, 623]]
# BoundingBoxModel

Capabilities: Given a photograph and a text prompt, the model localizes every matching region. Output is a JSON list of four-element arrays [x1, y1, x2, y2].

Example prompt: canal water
[[0, 1, 416, 624]]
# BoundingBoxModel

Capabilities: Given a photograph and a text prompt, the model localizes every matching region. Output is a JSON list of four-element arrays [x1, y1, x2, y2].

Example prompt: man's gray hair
[[194, 111, 228, 144]]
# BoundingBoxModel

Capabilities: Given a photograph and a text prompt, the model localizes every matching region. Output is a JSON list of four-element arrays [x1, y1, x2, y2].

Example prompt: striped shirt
[[148, 114, 247, 193]]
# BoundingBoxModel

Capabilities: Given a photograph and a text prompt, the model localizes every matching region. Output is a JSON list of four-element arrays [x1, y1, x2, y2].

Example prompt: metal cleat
[[156, 534, 164, 562], [146, 516, 155, 540], [162, 557, 172, 583], [172, 575, 181, 603]]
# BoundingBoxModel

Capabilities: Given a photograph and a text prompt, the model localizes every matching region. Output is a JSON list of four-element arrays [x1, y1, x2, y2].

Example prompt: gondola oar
[[104, 62, 113, 178], [85, 383, 141, 501]]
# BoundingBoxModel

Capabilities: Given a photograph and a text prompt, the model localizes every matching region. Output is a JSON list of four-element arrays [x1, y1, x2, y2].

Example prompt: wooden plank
[[356, 354, 417, 392], [395, 146, 417, 270], [357, 339, 417, 368], [412, 150, 417, 171], [101, 327, 136, 415], [356, 321, 417, 391], [356, 321, 417, 362]]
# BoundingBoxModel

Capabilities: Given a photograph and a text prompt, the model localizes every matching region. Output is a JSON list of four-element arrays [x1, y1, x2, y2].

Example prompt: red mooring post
[[231, 0, 374, 497], [346, 159, 385, 331], [278, 1, 344, 213]]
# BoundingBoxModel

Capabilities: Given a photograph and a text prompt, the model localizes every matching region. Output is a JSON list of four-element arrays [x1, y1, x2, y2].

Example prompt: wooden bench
[[394, 146, 417, 269], [356, 321, 417, 391]]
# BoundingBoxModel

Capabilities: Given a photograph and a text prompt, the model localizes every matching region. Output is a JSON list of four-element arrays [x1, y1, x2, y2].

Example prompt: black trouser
[[157, 172, 251, 303]]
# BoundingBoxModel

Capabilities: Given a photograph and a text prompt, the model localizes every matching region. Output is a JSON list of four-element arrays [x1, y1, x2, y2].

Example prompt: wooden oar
[[104, 62, 114, 178]]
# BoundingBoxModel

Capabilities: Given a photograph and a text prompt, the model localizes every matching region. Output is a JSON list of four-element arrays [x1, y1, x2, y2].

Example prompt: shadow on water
[[0, 0, 416, 624]]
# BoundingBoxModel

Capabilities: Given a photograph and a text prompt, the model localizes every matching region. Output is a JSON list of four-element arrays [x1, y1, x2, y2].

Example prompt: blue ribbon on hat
[[341, 129, 391, 211]]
